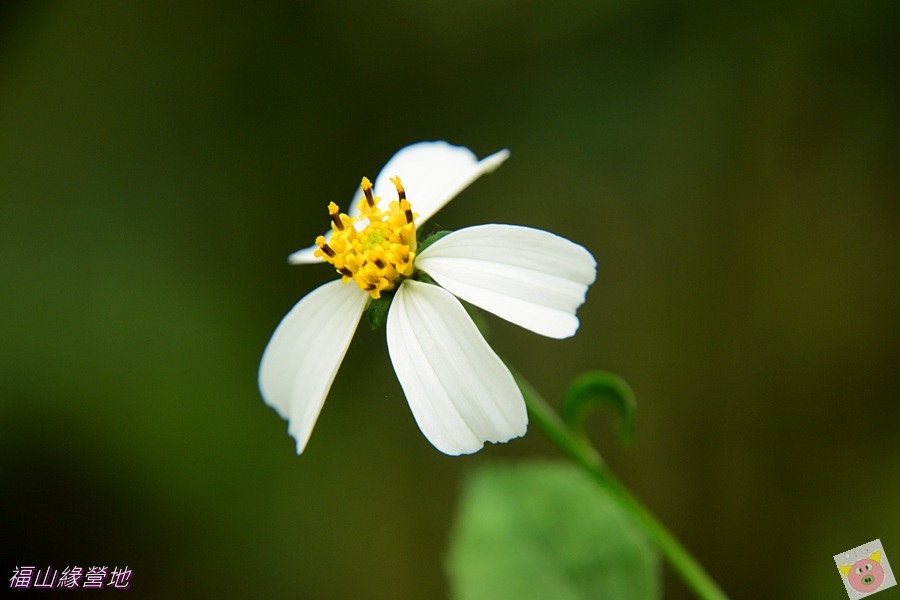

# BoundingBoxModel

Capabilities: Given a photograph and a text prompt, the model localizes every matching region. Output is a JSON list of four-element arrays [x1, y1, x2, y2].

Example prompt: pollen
[[314, 176, 418, 299]]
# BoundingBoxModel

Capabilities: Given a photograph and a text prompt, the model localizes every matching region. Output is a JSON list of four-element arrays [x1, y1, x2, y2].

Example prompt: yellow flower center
[[314, 176, 418, 299]]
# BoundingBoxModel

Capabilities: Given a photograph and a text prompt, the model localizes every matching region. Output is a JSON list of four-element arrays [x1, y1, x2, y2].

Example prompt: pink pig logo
[[839, 551, 885, 594]]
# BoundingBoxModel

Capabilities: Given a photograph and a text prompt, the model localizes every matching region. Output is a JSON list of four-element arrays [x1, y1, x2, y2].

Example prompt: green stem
[[511, 368, 730, 600]]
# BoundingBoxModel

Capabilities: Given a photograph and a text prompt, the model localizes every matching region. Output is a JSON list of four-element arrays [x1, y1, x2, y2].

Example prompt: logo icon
[[835, 540, 897, 598]]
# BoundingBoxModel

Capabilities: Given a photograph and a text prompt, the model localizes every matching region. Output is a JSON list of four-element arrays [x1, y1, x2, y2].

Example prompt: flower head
[[313, 176, 418, 299], [259, 141, 596, 455]]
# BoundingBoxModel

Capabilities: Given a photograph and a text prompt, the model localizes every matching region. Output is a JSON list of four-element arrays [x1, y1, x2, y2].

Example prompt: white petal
[[368, 141, 509, 227], [386, 279, 527, 455], [287, 244, 321, 265], [288, 141, 509, 265], [416, 224, 597, 339], [258, 279, 368, 453]]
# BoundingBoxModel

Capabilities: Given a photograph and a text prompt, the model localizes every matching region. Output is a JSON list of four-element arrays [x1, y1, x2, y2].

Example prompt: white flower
[[259, 141, 597, 455]]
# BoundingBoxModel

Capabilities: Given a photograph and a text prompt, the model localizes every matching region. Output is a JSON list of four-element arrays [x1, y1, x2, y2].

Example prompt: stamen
[[316, 237, 336, 258], [400, 199, 413, 224], [338, 266, 353, 278], [328, 202, 343, 230], [361, 177, 375, 207], [390, 176, 406, 201]]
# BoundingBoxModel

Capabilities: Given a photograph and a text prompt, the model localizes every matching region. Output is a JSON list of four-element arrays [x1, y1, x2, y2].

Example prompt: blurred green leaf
[[562, 371, 637, 446], [446, 461, 660, 600]]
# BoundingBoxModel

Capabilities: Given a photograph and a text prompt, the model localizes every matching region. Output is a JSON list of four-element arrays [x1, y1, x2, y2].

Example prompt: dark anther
[[338, 266, 353, 277], [374, 259, 385, 269], [364, 185, 375, 207], [319, 242, 336, 258], [330, 212, 344, 230]]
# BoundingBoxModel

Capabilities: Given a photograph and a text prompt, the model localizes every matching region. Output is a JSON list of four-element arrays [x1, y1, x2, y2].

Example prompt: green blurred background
[[2, 1, 898, 598]]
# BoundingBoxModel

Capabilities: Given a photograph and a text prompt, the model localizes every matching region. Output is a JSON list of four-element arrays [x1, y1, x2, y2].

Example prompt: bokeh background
[[2, 1, 898, 598]]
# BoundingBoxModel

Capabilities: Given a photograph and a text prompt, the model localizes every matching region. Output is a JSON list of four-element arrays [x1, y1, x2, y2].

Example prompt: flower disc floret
[[314, 176, 418, 299]]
